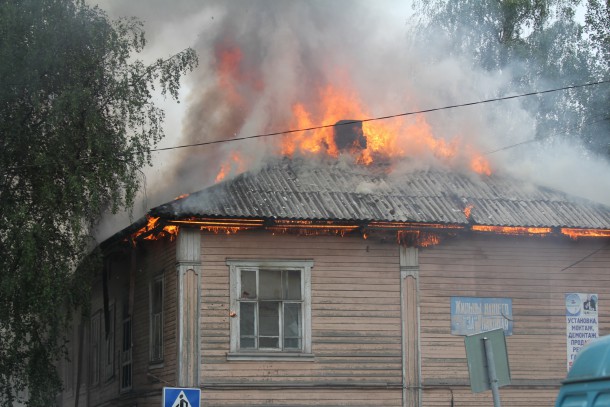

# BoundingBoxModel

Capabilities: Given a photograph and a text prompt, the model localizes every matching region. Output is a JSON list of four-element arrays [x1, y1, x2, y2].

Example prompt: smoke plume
[[93, 0, 610, 241]]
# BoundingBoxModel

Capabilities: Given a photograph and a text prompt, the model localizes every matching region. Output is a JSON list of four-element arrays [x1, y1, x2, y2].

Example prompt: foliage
[[411, 0, 610, 156], [0, 0, 197, 405]]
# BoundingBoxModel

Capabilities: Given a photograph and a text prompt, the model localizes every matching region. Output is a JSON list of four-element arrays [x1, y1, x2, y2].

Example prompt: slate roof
[[151, 157, 610, 229]]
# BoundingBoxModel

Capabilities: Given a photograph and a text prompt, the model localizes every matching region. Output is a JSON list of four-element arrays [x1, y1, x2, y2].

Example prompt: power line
[[151, 79, 610, 153], [561, 242, 609, 271], [484, 115, 610, 155], [3, 79, 609, 172]]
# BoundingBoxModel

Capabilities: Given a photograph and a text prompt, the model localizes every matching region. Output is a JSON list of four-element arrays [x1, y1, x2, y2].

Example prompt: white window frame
[[120, 314, 132, 392], [227, 259, 314, 361], [149, 274, 164, 365]]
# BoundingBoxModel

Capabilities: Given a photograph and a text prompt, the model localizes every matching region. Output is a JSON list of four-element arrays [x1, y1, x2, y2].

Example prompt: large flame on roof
[[210, 42, 491, 182], [282, 84, 491, 175]]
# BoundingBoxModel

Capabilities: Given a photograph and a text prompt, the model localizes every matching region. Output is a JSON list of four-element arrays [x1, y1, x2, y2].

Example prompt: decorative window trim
[[149, 273, 164, 365], [226, 259, 313, 361]]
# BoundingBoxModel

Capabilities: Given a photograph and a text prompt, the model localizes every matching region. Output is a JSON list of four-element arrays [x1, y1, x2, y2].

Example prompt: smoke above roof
[[92, 0, 610, 241]]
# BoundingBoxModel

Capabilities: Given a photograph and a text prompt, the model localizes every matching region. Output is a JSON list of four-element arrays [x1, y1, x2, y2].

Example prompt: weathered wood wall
[[199, 231, 403, 406], [418, 234, 610, 406], [59, 238, 177, 407], [59, 228, 610, 407]]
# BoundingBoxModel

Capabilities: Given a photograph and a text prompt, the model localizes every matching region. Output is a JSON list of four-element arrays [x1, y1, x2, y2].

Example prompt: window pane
[[284, 303, 302, 338], [240, 337, 255, 349], [152, 279, 163, 313], [240, 269, 257, 299], [259, 270, 282, 299], [259, 337, 279, 348], [284, 338, 301, 349], [240, 302, 256, 336], [259, 301, 279, 336], [283, 270, 301, 300]]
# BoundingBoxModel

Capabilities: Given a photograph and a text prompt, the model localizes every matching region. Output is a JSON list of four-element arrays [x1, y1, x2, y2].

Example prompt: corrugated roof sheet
[[151, 158, 610, 229]]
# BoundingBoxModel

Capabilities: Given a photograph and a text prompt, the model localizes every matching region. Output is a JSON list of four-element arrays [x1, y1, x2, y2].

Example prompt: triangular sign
[[171, 391, 192, 407]]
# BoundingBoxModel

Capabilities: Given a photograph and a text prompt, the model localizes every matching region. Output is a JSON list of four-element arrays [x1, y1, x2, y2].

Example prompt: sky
[[91, 0, 610, 241]]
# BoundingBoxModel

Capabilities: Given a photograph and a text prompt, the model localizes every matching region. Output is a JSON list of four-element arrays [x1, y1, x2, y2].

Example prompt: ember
[[463, 204, 474, 220], [398, 230, 442, 247], [471, 225, 552, 236], [561, 228, 610, 239]]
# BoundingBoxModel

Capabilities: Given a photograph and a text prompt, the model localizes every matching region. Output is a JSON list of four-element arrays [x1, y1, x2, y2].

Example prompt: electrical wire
[[151, 79, 610, 153], [3, 79, 609, 171], [484, 115, 610, 155]]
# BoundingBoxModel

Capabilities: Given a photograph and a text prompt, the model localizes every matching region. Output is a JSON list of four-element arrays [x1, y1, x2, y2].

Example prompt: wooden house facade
[[60, 158, 610, 407]]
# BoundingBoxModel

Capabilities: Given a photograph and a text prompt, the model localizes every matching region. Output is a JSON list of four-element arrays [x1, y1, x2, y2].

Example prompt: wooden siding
[[200, 231, 403, 406], [59, 228, 610, 407], [59, 238, 177, 406], [418, 234, 610, 406]]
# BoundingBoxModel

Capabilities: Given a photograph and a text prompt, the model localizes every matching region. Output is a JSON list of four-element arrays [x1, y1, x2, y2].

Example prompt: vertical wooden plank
[[400, 246, 420, 407], [177, 227, 201, 387]]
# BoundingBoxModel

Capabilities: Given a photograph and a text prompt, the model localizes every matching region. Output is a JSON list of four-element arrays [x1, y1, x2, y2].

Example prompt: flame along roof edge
[[150, 157, 610, 230]]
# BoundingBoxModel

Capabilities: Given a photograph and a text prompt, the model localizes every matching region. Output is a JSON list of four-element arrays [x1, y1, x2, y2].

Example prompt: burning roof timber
[[147, 157, 610, 232]]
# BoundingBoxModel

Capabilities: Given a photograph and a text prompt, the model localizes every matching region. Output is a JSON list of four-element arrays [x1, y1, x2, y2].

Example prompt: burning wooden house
[[59, 154, 610, 407]]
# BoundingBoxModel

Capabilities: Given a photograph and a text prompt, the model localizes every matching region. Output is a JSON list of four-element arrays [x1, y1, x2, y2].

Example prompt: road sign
[[163, 387, 201, 407], [464, 328, 511, 393]]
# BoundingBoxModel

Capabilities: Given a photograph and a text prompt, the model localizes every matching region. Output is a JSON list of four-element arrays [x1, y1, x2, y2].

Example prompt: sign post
[[464, 328, 511, 407], [163, 387, 201, 407]]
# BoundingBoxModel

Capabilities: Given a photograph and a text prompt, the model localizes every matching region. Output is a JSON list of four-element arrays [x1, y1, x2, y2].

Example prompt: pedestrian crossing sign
[[163, 387, 201, 407]]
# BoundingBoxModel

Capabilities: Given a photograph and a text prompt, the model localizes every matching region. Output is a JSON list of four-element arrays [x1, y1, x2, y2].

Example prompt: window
[[89, 312, 101, 386], [227, 260, 313, 360], [149, 274, 164, 364]]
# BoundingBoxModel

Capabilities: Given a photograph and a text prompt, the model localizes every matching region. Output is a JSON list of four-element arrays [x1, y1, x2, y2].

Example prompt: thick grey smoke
[[93, 0, 610, 241]]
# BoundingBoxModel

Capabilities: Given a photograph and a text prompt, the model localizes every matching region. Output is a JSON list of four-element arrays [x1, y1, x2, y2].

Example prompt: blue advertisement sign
[[451, 297, 513, 336], [163, 387, 201, 407]]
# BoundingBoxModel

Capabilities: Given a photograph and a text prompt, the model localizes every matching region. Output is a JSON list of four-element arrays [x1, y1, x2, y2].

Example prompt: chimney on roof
[[334, 120, 366, 153]]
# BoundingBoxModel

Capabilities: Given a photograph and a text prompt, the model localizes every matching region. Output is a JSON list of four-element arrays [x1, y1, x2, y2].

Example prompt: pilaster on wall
[[400, 246, 421, 407], [176, 228, 201, 387]]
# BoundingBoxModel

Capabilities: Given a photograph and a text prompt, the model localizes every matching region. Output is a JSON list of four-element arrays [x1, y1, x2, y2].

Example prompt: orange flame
[[131, 216, 180, 242], [215, 41, 264, 106], [215, 151, 247, 183], [470, 155, 492, 176], [279, 84, 491, 174], [561, 228, 610, 239], [398, 230, 442, 247], [463, 204, 474, 220], [212, 42, 491, 180], [472, 225, 552, 235]]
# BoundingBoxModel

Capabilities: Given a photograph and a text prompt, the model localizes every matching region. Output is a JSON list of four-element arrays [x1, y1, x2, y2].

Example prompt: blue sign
[[451, 297, 513, 336], [163, 387, 201, 407]]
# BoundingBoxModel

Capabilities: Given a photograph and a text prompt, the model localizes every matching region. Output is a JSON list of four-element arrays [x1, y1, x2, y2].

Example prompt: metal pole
[[483, 337, 502, 407]]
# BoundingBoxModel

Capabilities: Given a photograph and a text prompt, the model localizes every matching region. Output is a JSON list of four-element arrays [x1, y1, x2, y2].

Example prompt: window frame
[[227, 259, 314, 361], [149, 273, 164, 365], [103, 301, 115, 382], [120, 310, 132, 393]]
